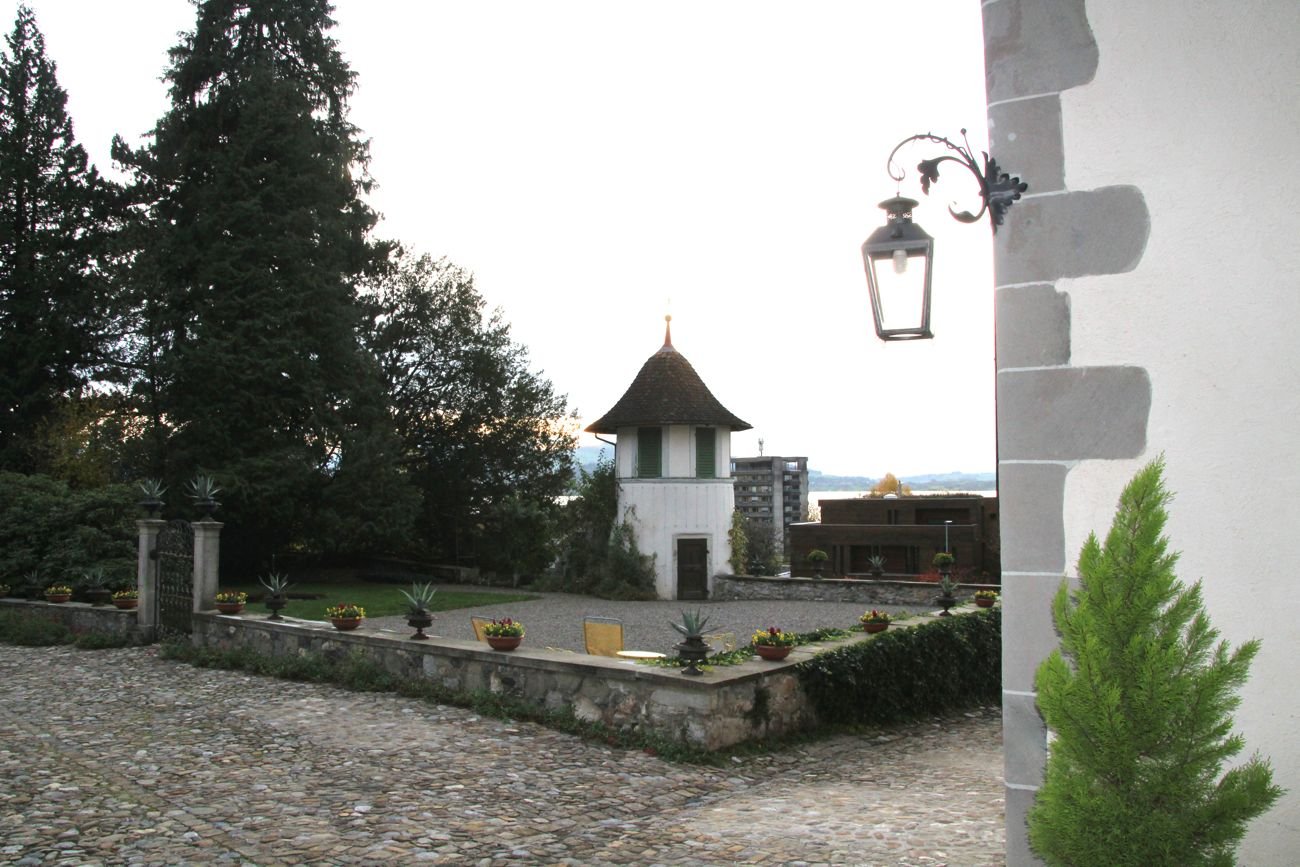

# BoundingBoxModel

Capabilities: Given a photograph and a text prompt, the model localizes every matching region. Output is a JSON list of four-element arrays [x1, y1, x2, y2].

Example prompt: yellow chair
[[583, 616, 624, 657], [471, 615, 492, 642], [706, 632, 737, 654]]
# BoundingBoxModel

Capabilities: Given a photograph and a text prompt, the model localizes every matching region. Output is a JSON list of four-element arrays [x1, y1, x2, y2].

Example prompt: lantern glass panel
[[869, 248, 930, 337]]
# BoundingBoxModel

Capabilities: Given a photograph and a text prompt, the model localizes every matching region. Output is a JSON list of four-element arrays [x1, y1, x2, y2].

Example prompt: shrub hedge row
[[795, 608, 1000, 725]]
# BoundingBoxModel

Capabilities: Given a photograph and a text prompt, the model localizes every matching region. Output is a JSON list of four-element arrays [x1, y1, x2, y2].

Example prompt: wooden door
[[676, 538, 708, 600]]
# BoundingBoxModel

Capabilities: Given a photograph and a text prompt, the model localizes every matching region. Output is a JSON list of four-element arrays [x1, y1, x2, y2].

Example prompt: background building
[[789, 494, 999, 578], [731, 455, 809, 557], [986, 1, 1299, 861]]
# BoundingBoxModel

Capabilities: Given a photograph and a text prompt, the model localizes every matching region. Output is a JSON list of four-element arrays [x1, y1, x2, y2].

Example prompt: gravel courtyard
[[0, 642, 1004, 866]]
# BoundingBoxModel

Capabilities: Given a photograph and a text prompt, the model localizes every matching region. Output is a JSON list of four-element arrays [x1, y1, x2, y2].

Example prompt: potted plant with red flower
[[482, 617, 525, 651], [325, 603, 365, 631], [860, 609, 892, 634], [750, 627, 797, 661]]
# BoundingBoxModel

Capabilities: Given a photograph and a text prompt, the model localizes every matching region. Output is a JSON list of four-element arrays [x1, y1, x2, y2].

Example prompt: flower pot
[[265, 595, 287, 621], [862, 621, 889, 634], [331, 617, 362, 631], [86, 588, 112, 606], [44, 594, 71, 604], [974, 596, 995, 608], [216, 602, 245, 615], [407, 612, 434, 640], [754, 644, 792, 661], [113, 598, 138, 610], [486, 635, 522, 651]]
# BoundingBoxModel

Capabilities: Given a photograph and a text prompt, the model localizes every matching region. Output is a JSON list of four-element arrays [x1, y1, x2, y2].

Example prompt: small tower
[[586, 317, 751, 599]]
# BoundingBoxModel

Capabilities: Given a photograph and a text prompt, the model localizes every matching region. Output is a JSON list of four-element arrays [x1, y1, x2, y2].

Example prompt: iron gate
[[155, 519, 193, 638]]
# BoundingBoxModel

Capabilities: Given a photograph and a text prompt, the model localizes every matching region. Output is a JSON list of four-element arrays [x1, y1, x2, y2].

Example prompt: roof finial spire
[[662, 314, 673, 350]]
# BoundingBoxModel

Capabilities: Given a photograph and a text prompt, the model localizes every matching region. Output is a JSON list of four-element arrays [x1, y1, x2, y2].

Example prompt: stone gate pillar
[[136, 519, 165, 631], [192, 520, 223, 611]]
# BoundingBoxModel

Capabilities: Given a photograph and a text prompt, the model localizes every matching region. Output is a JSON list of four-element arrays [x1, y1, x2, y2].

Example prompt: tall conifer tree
[[116, 0, 399, 563], [0, 6, 114, 471], [1030, 458, 1281, 866]]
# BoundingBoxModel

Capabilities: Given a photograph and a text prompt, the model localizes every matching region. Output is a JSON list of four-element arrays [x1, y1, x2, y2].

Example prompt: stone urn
[[407, 611, 434, 640], [265, 594, 288, 621], [675, 637, 710, 676]]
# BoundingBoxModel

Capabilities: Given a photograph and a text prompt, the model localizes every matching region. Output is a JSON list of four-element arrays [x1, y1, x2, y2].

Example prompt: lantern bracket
[[886, 129, 1027, 231]]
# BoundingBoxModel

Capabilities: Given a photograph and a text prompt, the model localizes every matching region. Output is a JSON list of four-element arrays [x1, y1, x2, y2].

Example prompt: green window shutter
[[637, 427, 662, 478], [696, 428, 715, 478]]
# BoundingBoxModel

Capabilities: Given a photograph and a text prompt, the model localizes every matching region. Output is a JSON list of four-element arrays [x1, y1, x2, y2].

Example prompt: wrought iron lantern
[[862, 196, 935, 340], [863, 129, 1026, 341]]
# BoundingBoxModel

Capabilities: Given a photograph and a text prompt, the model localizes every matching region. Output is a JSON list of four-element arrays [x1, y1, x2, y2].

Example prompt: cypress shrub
[[1029, 459, 1281, 866]]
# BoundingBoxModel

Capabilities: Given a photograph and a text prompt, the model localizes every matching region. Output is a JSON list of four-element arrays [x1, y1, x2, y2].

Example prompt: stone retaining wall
[[191, 613, 820, 750], [713, 575, 999, 606], [0, 598, 150, 643]]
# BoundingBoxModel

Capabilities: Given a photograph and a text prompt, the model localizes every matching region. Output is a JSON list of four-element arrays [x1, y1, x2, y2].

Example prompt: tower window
[[637, 427, 662, 478]]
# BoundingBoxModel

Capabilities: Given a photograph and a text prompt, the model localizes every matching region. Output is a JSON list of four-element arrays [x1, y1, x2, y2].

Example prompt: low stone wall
[[191, 613, 821, 750], [0, 598, 150, 643], [713, 575, 1000, 606]]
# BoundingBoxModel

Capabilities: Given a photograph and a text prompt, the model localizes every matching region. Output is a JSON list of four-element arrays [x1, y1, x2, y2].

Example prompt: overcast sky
[[17, 0, 996, 477]]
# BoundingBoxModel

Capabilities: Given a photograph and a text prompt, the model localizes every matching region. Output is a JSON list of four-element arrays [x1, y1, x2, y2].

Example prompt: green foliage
[[554, 455, 618, 593], [397, 581, 437, 615], [727, 509, 748, 574], [0, 609, 72, 645], [1029, 459, 1282, 866], [595, 519, 657, 600], [671, 608, 711, 640], [0, 7, 119, 473], [747, 519, 781, 576], [0, 472, 135, 584], [796, 609, 1000, 725], [360, 250, 575, 567], [112, 0, 406, 572]]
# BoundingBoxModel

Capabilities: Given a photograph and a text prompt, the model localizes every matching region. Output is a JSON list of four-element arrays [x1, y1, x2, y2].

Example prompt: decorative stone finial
[[662, 314, 673, 350]]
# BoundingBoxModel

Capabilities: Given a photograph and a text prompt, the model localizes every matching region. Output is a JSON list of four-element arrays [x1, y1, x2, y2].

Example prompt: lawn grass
[[216, 581, 538, 620]]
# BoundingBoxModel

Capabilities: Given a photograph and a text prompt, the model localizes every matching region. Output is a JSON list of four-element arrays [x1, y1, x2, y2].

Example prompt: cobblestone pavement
[[0, 645, 1005, 866]]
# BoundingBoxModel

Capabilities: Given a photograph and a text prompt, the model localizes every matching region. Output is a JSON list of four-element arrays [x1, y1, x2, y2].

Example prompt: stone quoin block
[[998, 366, 1151, 460], [996, 284, 1071, 369], [983, 0, 1098, 103]]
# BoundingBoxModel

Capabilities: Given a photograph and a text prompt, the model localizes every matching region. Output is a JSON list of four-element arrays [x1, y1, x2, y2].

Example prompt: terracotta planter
[[113, 598, 138, 610], [44, 594, 71, 604], [862, 621, 889, 634], [974, 597, 996, 608], [331, 617, 363, 631], [754, 644, 793, 661], [215, 602, 245, 615], [486, 635, 523, 651]]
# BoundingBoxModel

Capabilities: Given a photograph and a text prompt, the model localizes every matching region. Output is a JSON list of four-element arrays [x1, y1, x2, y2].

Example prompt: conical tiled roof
[[585, 318, 752, 434]]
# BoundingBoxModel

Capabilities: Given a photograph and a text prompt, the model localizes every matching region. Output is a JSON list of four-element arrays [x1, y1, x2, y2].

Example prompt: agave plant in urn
[[671, 608, 713, 676], [399, 582, 437, 640], [259, 572, 292, 620]]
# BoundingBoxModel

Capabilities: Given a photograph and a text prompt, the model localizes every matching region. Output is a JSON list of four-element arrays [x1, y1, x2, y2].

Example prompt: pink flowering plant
[[751, 626, 797, 647], [483, 617, 524, 638]]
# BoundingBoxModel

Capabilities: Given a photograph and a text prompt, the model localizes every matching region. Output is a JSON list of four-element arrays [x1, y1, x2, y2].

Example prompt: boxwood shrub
[[795, 608, 1000, 725]]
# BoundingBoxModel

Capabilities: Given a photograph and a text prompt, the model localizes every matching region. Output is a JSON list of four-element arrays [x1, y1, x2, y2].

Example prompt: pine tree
[[1029, 458, 1281, 866], [115, 0, 397, 566], [0, 6, 115, 471]]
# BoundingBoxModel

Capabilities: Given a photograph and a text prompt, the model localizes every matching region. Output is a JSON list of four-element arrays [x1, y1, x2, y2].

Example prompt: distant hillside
[[574, 447, 993, 491], [809, 470, 996, 492]]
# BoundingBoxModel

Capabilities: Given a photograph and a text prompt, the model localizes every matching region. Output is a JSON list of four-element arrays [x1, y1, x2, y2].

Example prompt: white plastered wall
[[1058, 0, 1300, 856]]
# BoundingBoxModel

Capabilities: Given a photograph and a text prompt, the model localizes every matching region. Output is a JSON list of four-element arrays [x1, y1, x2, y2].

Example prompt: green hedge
[[795, 608, 1000, 725]]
